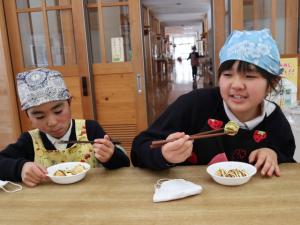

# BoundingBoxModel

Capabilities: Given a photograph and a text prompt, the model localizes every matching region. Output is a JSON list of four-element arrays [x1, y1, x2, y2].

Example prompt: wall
[[0, 0, 21, 149]]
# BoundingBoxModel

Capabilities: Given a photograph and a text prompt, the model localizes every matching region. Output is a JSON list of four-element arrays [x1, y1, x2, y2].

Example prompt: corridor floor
[[146, 60, 205, 124]]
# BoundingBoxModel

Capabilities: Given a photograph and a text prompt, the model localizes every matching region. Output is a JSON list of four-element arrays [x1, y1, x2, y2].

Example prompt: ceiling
[[141, 0, 211, 27]]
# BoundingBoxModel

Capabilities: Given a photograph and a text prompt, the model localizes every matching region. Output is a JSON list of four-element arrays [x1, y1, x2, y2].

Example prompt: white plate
[[207, 161, 257, 186], [47, 162, 90, 184]]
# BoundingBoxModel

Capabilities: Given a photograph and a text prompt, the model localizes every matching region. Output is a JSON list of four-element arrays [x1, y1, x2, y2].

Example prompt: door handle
[[81, 76, 88, 96], [136, 74, 142, 94]]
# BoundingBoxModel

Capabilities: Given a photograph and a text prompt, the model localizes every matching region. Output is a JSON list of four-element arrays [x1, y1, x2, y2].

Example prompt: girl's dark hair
[[217, 60, 282, 94]]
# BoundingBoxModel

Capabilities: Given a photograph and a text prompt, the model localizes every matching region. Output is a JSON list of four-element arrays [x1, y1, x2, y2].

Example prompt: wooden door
[[4, 0, 147, 153], [85, 0, 147, 152], [4, 0, 94, 132]]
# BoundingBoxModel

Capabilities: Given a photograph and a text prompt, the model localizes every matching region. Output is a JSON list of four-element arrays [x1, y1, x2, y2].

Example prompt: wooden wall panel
[[94, 74, 137, 153], [64, 76, 84, 119], [231, 0, 243, 30], [94, 74, 136, 124], [102, 124, 136, 156], [0, 0, 21, 149], [212, 0, 226, 81], [285, 0, 299, 53]]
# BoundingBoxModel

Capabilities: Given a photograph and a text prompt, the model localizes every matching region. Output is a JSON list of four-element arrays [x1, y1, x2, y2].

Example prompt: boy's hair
[[17, 68, 70, 111], [218, 60, 281, 93], [219, 29, 283, 76]]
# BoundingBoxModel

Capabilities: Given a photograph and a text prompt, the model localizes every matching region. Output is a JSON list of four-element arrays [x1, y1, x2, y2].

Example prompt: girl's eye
[[36, 116, 44, 120], [222, 72, 232, 77], [245, 74, 257, 79]]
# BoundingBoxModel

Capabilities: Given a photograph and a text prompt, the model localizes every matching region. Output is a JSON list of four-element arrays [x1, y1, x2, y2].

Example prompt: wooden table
[[1, 164, 300, 225]]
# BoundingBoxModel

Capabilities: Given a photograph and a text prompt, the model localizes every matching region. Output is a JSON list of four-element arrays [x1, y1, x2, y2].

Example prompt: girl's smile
[[219, 61, 268, 122]]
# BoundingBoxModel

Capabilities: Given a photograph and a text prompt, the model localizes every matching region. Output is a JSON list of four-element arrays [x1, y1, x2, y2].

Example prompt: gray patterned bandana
[[17, 68, 70, 111]]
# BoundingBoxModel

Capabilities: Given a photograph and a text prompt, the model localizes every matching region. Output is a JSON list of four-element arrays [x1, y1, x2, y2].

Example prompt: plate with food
[[47, 162, 90, 184], [206, 161, 257, 186]]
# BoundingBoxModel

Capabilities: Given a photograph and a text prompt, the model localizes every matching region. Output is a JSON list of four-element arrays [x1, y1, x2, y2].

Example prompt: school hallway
[[146, 58, 210, 124]]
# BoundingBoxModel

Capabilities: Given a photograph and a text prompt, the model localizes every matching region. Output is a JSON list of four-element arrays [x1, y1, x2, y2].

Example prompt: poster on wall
[[280, 57, 298, 108], [111, 37, 124, 62], [267, 56, 298, 109]]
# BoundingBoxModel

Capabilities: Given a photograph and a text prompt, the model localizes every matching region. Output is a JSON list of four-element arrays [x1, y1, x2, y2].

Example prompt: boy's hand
[[93, 135, 115, 163], [161, 132, 193, 164], [21, 162, 48, 187], [249, 148, 280, 177]]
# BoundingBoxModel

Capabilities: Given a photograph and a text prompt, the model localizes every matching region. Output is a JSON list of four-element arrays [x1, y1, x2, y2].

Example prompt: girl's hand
[[21, 162, 48, 187], [249, 148, 280, 177], [161, 132, 193, 164], [93, 135, 115, 163]]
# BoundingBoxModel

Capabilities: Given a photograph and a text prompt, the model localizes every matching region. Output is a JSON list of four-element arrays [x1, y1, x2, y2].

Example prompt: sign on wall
[[280, 57, 298, 108], [111, 37, 124, 62]]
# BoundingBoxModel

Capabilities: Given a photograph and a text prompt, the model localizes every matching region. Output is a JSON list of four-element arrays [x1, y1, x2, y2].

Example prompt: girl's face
[[27, 100, 72, 138], [219, 61, 268, 122]]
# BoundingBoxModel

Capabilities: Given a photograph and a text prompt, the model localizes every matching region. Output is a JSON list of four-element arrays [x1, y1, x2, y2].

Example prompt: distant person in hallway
[[131, 29, 295, 176], [187, 45, 200, 80], [0, 68, 129, 187]]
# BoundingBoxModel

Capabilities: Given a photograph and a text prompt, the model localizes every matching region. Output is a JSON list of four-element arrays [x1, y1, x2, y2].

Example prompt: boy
[[0, 68, 129, 187]]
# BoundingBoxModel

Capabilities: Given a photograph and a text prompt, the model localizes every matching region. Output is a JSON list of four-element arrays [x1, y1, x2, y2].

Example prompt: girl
[[0, 68, 130, 187], [131, 29, 295, 176]]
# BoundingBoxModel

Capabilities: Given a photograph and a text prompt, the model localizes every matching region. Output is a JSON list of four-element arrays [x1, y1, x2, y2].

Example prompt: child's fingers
[[274, 164, 281, 177], [165, 135, 190, 154], [24, 172, 41, 186], [166, 132, 185, 140], [94, 137, 113, 148], [94, 149, 113, 163], [22, 163, 43, 184], [95, 149, 111, 160], [36, 164, 49, 182], [104, 135, 111, 141], [262, 158, 280, 177], [23, 179, 38, 187], [30, 165, 47, 182], [248, 150, 257, 164], [36, 164, 48, 174], [260, 154, 278, 176]]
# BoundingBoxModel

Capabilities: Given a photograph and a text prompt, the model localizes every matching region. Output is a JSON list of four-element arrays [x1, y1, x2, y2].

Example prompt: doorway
[[141, 0, 213, 123]]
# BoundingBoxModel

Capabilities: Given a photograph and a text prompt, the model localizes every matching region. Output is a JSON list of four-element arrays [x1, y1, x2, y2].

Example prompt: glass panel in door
[[16, 3, 76, 68], [18, 12, 48, 67], [87, 7, 102, 63], [102, 6, 132, 63], [47, 10, 77, 66]]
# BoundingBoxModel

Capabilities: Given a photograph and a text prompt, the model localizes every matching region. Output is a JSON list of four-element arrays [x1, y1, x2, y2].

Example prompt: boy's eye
[[35, 116, 45, 120], [54, 110, 62, 114]]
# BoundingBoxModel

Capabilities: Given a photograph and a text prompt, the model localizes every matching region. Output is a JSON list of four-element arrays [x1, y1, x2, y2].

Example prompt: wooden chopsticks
[[58, 140, 121, 145], [150, 128, 225, 149]]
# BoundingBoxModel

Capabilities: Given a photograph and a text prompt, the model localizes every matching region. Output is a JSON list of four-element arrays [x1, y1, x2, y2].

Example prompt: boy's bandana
[[17, 68, 70, 110], [219, 29, 283, 76]]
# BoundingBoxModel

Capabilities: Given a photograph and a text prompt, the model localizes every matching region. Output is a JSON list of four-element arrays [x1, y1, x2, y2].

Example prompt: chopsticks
[[150, 128, 225, 149], [58, 140, 121, 145], [150, 120, 240, 149]]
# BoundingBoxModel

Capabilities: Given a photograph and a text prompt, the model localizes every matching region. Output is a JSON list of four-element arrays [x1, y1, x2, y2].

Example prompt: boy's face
[[27, 100, 72, 138]]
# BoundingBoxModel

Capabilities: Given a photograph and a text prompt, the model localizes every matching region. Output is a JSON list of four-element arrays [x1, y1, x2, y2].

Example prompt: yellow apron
[[29, 119, 99, 168]]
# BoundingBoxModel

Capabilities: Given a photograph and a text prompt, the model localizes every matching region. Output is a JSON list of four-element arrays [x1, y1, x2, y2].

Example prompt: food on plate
[[53, 164, 86, 176], [224, 121, 239, 136], [53, 170, 66, 176], [215, 168, 248, 177]]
